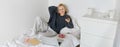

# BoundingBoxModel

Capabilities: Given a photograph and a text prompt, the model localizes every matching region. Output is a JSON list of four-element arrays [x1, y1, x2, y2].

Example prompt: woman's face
[[58, 6, 66, 16]]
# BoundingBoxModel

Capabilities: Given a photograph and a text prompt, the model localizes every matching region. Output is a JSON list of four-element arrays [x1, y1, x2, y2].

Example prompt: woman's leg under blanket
[[33, 16, 57, 36], [39, 26, 57, 37], [33, 16, 48, 33]]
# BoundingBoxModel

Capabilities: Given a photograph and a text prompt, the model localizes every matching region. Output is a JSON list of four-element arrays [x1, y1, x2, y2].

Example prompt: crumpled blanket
[[0, 30, 56, 47], [0, 41, 55, 47]]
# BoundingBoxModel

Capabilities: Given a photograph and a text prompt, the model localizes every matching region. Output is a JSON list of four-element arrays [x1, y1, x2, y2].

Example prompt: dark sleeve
[[48, 6, 57, 17], [48, 6, 57, 25], [48, 6, 58, 32], [66, 16, 74, 28], [48, 6, 57, 24]]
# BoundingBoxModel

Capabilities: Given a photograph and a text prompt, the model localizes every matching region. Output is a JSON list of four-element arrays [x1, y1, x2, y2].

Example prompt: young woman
[[32, 3, 80, 47], [48, 4, 74, 38]]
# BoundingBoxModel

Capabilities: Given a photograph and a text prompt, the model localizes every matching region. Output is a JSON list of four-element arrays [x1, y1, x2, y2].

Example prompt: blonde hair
[[58, 3, 68, 13]]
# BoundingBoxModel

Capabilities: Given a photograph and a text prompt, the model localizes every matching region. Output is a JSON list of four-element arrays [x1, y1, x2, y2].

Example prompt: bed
[[0, 15, 81, 47]]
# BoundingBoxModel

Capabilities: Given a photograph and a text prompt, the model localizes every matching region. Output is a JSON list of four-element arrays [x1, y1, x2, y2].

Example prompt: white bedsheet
[[0, 30, 57, 47], [0, 40, 56, 47]]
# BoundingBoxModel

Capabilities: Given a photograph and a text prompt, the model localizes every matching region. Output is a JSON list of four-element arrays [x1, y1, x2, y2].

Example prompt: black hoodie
[[48, 6, 74, 34]]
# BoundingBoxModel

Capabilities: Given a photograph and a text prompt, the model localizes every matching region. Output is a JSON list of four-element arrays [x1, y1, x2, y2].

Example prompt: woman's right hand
[[65, 18, 70, 23]]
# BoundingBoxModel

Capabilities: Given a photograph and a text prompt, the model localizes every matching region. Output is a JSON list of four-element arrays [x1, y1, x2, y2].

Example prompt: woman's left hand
[[58, 34, 65, 38], [65, 18, 70, 23]]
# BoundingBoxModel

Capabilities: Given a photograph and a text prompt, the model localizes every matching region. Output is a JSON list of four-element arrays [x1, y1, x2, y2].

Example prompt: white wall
[[113, 0, 120, 47], [48, 0, 116, 20], [0, 0, 48, 42]]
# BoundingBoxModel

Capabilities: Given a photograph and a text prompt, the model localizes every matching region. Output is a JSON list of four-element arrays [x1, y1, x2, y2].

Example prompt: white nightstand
[[79, 17, 118, 47]]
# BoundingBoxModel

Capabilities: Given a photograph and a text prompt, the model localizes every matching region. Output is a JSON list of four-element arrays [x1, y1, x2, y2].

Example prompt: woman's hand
[[65, 18, 70, 23], [58, 34, 65, 38]]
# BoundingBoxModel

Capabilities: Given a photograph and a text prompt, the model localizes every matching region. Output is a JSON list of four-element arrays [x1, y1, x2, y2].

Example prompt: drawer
[[81, 32, 114, 47]]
